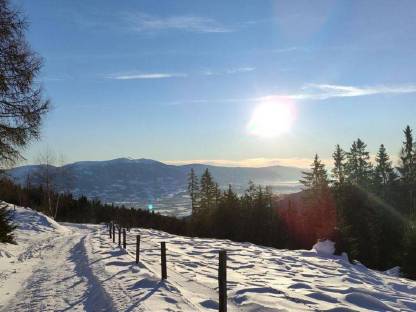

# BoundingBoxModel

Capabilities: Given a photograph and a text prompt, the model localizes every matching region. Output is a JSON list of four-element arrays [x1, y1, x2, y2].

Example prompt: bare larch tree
[[0, 0, 49, 165]]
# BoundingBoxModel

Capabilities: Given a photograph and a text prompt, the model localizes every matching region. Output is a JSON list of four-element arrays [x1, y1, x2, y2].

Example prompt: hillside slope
[[8, 158, 303, 216], [1, 203, 416, 311]]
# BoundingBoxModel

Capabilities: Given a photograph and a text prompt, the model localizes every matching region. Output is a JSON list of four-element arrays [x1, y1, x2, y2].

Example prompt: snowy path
[[2, 228, 115, 312], [3, 205, 416, 311]]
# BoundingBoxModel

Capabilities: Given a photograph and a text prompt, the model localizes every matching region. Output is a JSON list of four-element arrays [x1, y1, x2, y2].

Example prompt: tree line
[[281, 126, 416, 278], [1, 125, 416, 279], [184, 126, 416, 278]]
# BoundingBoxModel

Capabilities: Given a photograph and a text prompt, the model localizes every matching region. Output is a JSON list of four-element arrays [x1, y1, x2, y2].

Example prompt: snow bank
[[0, 203, 72, 309], [10, 205, 69, 235], [312, 239, 335, 256]]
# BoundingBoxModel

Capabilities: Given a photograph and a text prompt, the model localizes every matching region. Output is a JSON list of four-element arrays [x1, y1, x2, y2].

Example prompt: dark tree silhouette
[[0, 0, 49, 164]]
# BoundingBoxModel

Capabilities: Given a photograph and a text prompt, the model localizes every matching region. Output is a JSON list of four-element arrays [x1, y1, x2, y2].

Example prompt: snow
[[1, 203, 416, 311], [312, 240, 335, 256]]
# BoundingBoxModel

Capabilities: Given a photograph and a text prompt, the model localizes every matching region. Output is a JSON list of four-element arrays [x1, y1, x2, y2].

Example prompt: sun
[[248, 98, 296, 138]]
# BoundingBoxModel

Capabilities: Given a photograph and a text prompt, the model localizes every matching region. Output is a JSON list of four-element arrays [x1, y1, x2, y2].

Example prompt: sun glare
[[248, 98, 296, 138]]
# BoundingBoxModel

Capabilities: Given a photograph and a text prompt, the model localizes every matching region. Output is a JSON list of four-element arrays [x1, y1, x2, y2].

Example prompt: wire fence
[[106, 222, 228, 312]]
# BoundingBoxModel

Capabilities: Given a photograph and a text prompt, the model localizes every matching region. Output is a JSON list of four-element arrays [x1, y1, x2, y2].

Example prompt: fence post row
[[105, 226, 227, 312], [218, 250, 227, 312], [136, 235, 141, 264], [123, 228, 126, 249], [161, 242, 167, 280], [112, 224, 115, 243]]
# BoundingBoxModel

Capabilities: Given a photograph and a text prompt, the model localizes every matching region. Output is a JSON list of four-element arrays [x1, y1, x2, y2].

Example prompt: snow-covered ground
[[1, 204, 416, 311]]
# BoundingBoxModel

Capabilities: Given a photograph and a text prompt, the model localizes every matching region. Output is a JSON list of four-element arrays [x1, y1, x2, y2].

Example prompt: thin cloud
[[107, 66, 254, 81], [202, 67, 255, 76], [108, 72, 187, 80], [225, 67, 256, 74], [291, 84, 416, 100], [252, 83, 416, 102], [126, 13, 233, 33], [164, 83, 416, 106]]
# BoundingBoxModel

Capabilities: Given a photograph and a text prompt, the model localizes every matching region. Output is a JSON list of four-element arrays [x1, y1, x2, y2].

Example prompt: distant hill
[[7, 158, 303, 215]]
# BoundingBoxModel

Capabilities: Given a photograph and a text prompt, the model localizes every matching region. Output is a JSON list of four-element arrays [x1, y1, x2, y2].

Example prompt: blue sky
[[13, 0, 416, 167]]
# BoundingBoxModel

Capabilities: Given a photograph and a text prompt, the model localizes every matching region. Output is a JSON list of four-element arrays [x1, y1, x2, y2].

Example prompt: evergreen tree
[[214, 184, 240, 239], [300, 155, 335, 243], [401, 219, 416, 278], [300, 154, 330, 192], [374, 144, 397, 191], [187, 168, 199, 215], [0, 203, 16, 243], [199, 168, 216, 211], [332, 144, 346, 186], [398, 126, 415, 182], [345, 139, 373, 187], [397, 126, 416, 216]]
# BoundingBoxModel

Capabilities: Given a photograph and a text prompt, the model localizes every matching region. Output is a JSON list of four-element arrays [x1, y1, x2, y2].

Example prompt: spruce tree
[[374, 144, 397, 190], [332, 144, 346, 186], [187, 168, 199, 215], [300, 154, 330, 192], [0, 203, 16, 243], [345, 139, 373, 187], [401, 219, 416, 278], [397, 126, 416, 216], [300, 154, 335, 242], [199, 169, 216, 211]]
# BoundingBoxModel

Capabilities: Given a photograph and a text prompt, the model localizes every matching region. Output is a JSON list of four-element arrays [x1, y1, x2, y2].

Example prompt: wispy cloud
[[293, 84, 416, 100], [202, 67, 255, 76], [107, 72, 187, 80], [251, 83, 416, 102], [225, 67, 256, 74], [126, 13, 233, 33], [164, 83, 416, 106], [107, 66, 254, 81]]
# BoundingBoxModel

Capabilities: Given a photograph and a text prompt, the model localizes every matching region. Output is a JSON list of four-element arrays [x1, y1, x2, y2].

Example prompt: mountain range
[[8, 158, 303, 216]]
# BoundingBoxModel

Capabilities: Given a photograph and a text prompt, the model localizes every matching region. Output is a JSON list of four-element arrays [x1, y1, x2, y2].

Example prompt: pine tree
[[332, 144, 346, 186], [345, 139, 373, 187], [374, 144, 397, 189], [401, 220, 416, 279], [0, 203, 16, 243], [300, 154, 330, 192], [300, 154, 335, 243], [187, 168, 199, 215], [199, 169, 216, 211], [397, 126, 416, 216]]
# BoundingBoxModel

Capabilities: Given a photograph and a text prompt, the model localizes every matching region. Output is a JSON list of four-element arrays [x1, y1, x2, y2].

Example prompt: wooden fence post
[[109, 223, 112, 239], [218, 250, 227, 312], [136, 235, 140, 264], [161, 242, 167, 280], [118, 226, 121, 246], [112, 224, 115, 243], [123, 228, 126, 249]]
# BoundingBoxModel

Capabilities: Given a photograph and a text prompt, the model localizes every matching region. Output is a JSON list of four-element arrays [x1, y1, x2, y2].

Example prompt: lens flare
[[248, 97, 296, 138]]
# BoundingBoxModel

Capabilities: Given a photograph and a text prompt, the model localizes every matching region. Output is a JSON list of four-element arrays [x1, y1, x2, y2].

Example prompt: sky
[[12, 0, 416, 168]]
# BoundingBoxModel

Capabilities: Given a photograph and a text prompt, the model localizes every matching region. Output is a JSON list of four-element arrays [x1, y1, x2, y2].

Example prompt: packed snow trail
[[3, 205, 416, 311], [1, 226, 115, 312]]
